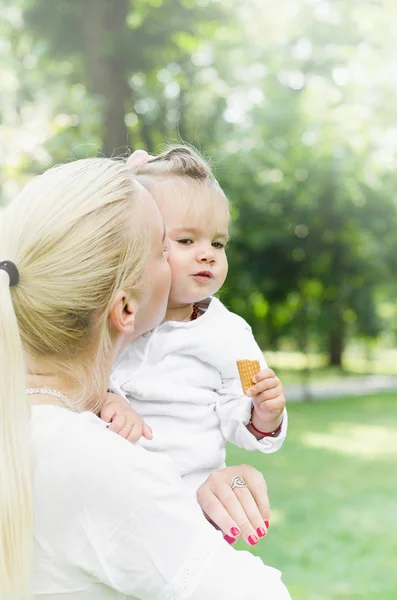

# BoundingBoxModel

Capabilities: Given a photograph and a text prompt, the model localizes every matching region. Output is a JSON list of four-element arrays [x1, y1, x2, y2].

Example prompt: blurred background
[[1, 0, 396, 597]]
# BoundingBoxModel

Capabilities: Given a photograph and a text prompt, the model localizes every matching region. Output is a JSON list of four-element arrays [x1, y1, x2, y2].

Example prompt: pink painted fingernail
[[224, 534, 237, 544], [230, 527, 240, 537], [248, 534, 258, 545], [256, 526, 267, 537], [264, 519, 270, 528]]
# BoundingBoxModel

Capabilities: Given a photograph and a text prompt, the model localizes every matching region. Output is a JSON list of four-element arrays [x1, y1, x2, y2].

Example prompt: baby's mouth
[[192, 271, 213, 280]]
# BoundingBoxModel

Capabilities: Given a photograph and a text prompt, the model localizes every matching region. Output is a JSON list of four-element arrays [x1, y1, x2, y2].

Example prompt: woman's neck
[[26, 368, 77, 396], [26, 352, 112, 413], [26, 372, 77, 410], [26, 362, 73, 390]]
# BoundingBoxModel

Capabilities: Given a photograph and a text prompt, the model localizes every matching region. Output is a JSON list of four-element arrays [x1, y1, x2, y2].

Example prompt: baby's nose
[[197, 242, 215, 262], [199, 253, 215, 263]]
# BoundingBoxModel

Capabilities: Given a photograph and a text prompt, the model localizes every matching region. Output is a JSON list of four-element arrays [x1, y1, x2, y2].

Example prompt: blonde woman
[[0, 158, 291, 600]]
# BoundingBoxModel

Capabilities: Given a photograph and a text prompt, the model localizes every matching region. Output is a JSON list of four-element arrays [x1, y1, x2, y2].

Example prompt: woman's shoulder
[[31, 405, 115, 459], [30, 413, 289, 599], [31, 405, 181, 500], [31, 407, 220, 597]]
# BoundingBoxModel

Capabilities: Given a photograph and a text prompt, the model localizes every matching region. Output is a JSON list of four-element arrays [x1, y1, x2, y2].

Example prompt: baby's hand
[[100, 392, 153, 443], [247, 368, 285, 432]]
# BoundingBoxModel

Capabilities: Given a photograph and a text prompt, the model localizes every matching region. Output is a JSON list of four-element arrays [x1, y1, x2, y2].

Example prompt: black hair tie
[[0, 261, 20, 287]]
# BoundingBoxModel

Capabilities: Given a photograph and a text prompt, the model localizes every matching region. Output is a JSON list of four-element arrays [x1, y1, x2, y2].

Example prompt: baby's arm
[[215, 324, 287, 453], [100, 391, 153, 443]]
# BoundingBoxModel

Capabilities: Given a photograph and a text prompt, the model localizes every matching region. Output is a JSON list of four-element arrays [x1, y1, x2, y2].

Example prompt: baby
[[106, 146, 288, 496]]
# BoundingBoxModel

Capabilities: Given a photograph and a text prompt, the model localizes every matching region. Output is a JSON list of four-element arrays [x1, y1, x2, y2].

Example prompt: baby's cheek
[[218, 259, 229, 286], [168, 254, 185, 283]]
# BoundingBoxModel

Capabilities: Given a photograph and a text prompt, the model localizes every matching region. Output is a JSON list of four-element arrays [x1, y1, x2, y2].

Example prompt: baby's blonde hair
[[132, 145, 230, 231], [0, 158, 149, 599], [135, 144, 217, 181]]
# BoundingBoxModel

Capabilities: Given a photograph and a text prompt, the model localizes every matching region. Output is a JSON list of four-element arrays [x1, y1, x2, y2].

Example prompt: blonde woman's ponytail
[[0, 271, 32, 599]]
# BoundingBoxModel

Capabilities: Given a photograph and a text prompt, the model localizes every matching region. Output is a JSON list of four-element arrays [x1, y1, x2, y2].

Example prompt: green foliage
[[1, 0, 396, 363]]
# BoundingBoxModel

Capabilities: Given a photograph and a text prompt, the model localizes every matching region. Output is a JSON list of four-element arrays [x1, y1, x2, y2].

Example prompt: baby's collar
[[159, 297, 214, 329]]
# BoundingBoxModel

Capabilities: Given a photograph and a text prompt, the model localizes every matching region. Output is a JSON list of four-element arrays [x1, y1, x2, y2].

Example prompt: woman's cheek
[[160, 259, 172, 301], [153, 259, 171, 318], [135, 260, 171, 336]]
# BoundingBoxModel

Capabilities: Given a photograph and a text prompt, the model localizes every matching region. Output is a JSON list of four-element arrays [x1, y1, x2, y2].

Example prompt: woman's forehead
[[133, 181, 164, 234]]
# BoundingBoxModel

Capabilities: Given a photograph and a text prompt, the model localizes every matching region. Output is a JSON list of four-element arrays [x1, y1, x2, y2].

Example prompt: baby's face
[[159, 183, 230, 308]]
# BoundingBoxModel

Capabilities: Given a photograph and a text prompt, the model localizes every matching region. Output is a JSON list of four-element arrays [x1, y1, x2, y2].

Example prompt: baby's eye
[[177, 238, 193, 245], [212, 241, 225, 249]]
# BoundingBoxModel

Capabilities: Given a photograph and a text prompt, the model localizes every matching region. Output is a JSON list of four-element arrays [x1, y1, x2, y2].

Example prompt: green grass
[[226, 393, 397, 599]]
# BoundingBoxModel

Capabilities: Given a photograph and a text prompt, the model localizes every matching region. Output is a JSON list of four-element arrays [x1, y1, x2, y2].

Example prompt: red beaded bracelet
[[248, 417, 283, 437]]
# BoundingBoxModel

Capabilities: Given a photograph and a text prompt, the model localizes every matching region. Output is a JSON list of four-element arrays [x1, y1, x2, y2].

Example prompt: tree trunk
[[139, 118, 155, 153], [102, 58, 130, 156], [81, 0, 131, 156], [328, 303, 344, 367], [296, 296, 312, 401], [177, 88, 189, 142], [328, 329, 344, 367]]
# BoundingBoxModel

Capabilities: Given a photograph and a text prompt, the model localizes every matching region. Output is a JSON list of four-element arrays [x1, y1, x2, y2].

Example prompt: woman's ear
[[109, 290, 139, 335]]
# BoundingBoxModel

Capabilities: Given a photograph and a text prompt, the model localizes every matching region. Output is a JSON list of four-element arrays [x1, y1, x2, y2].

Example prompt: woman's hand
[[196, 464, 270, 547], [100, 392, 153, 443]]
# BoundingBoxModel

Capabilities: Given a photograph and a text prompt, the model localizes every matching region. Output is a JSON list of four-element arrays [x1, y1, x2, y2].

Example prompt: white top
[[111, 297, 287, 490], [31, 405, 291, 600]]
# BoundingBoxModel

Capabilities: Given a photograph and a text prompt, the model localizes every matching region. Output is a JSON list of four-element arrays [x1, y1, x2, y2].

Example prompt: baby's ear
[[126, 150, 150, 169]]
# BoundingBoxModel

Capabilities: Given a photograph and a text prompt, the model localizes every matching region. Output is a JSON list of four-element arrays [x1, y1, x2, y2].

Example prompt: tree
[[21, 0, 228, 155], [2, 0, 397, 367]]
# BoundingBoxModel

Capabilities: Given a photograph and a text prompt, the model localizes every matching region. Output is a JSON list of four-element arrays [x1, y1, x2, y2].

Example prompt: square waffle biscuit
[[236, 359, 260, 394]]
